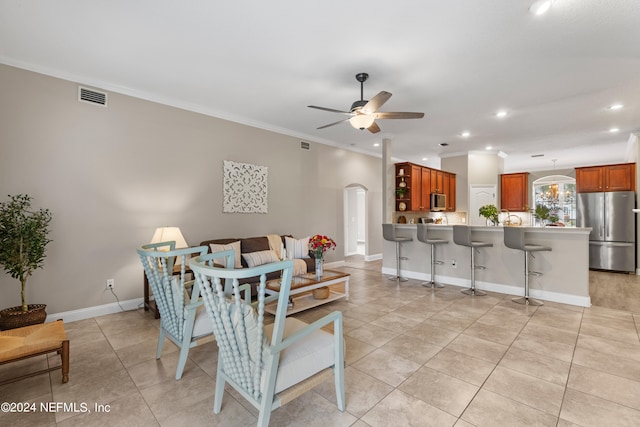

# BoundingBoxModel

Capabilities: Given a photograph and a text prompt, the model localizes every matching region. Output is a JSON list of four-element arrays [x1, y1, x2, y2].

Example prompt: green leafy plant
[[535, 204, 550, 221], [395, 187, 407, 198], [478, 204, 499, 225], [0, 195, 53, 312]]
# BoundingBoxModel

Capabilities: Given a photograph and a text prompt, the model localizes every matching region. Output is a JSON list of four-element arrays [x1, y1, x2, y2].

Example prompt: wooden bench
[[0, 320, 69, 385]]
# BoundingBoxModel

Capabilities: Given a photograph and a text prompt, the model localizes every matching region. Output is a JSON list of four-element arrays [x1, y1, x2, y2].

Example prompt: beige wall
[[0, 64, 383, 314]]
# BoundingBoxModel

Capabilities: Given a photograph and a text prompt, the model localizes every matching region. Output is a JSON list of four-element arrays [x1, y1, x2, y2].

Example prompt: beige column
[[382, 137, 394, 223]]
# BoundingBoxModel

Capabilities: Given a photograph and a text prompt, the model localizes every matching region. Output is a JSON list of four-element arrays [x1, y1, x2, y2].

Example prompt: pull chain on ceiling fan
[[308, 73, 425, 134]]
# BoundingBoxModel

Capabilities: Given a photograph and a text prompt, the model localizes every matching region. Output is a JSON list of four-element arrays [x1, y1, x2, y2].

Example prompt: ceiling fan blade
[[373, 111, 425, 119], [367, 122, 381, 133], [308, 105, 352, 115], [317, 118, 350, 129], [361, 91, 392, 114]]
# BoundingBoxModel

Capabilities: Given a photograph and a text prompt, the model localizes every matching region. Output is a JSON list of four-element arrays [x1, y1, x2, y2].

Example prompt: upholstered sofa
[[199, 235, 314, 294]]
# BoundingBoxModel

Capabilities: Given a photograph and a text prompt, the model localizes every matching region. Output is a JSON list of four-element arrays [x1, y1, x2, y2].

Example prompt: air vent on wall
[[300, 141, 310, 150], [78, 86, 107, 107]]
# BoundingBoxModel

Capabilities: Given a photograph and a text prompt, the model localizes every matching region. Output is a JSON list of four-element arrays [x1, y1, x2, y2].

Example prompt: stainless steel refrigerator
[[577, 191, 636, 272]]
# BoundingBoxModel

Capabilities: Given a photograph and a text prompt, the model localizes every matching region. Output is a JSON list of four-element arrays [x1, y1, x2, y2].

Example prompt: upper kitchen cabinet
[[445, 173, 456, 211], [500, 172, 528, 211], [395, 162, 454, 212], [395, 163, 420, 212], [576, 163, 636, 193], [430, 169, 444, 193]]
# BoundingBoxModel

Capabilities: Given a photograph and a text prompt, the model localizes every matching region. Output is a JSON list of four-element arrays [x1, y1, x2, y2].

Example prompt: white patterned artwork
[[223, 160, 268, 213]]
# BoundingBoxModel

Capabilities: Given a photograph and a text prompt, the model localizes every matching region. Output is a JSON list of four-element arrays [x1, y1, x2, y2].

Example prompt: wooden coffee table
[[264, 270, 350, 315]]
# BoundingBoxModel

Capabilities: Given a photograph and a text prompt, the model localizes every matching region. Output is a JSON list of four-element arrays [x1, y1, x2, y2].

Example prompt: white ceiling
[[1, 0, 639, 172]]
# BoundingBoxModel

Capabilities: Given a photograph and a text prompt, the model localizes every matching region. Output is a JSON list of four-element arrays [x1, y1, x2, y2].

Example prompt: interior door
[[469, 185, 497, 226]]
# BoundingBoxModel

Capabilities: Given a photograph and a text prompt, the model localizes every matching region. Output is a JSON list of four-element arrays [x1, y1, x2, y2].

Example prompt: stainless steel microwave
[[430, 193, 446, 211]]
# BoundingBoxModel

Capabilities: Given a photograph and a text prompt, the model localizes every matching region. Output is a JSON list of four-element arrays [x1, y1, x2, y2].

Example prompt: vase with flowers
[[309, 234, 337, 279]]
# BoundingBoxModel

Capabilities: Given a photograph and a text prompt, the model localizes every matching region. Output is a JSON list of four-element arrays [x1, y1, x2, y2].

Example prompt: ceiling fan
[[308, 73, 424, 134]]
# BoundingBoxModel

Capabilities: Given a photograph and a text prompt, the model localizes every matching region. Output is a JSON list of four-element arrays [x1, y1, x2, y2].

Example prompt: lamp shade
[[349, 114, 375, 130], [150, 227, 188, 248]]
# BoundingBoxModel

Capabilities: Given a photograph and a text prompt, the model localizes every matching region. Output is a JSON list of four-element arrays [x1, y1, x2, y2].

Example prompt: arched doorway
[[344, 184, 367, 256]]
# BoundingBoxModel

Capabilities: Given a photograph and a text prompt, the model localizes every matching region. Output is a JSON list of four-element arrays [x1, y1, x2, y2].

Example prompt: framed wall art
[[223, 160, 268, 213]]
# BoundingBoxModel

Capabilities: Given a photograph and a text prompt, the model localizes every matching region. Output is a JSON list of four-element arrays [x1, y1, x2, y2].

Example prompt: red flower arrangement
[[309, 234, 336, 259]]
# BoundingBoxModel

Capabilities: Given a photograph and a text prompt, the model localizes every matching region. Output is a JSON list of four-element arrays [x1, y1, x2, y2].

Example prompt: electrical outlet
[[452, 259, 457, 268], [106, 279, 115, 290]]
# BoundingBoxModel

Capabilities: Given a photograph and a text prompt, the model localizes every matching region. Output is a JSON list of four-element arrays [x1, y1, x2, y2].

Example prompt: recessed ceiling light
[[530, 0, 552, 15], [461, 131, 471, 138], [485, 146, 493, 150], [373, 142, 380, 147], [422, 157, 428, 161], [439, 142, 449, 147], [609, 104, 623, 110], [609, 127, 620, 133], [495, 110, 508, 118]]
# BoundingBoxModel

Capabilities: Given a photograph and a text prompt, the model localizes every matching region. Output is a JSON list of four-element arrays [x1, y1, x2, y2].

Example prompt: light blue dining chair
[[190, 250, 345, 427], [137, 241, 212, 380]]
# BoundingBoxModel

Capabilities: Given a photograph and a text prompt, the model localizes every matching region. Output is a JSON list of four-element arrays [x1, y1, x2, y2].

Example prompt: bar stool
[[382, 224, 412, 282], [503, 227, 551, 306], [416, 223, 448, 288], [452, 225, 493, 296]]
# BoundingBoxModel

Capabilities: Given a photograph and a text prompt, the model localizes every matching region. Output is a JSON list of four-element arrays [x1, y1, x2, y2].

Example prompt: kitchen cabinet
[[430, 169, 444, 193], [446, 173, 456, 211], [576, 163, 636, 193], [420, 167, 431, 211], [395, 162, 455, 212], [395, 163, 420, 212], [501, 172, 528, 211]]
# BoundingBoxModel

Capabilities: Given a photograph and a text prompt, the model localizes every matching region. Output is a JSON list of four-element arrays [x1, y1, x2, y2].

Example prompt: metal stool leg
[[461, 247, 486, 296], [422, 243, 444, 288], [388, 241, 408, 282], [512, 251, 544, 306]]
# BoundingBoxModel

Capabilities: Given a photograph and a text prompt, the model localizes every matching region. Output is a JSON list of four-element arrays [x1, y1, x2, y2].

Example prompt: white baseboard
[[365, 253, 382, 262], [381, 267, 591, 307], [46, 297, 144, 324]]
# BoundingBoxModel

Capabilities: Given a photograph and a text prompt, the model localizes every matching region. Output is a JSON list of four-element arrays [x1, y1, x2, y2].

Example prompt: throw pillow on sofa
[[209, 241, 242, 268], [285, 236, 310, 260], [242, 250, 280, 268]]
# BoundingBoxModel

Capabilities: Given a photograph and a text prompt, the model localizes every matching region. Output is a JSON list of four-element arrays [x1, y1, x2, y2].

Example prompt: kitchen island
[[382, 224, 592, 307]]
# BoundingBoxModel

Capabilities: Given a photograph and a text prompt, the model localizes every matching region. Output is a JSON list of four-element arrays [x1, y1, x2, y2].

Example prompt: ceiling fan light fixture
[[350, 114, 375, 130], [530, 0, 552, 15]]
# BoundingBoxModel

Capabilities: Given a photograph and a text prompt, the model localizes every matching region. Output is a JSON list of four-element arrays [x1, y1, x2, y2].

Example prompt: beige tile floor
[[1, 258, 639, 426]]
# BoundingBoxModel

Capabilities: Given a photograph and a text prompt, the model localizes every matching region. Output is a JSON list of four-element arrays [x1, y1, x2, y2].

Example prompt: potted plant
[[535, 204, 550, 226], [0, 194, 53, 330], [395, 187, 407, 198], [478, 204, 499, 225]]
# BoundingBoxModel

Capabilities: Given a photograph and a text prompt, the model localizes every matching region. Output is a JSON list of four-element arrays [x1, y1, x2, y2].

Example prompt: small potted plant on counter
[[535, 204, 550, 226], [0, 194, 53, 330], [479, 204, 499, 226]]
